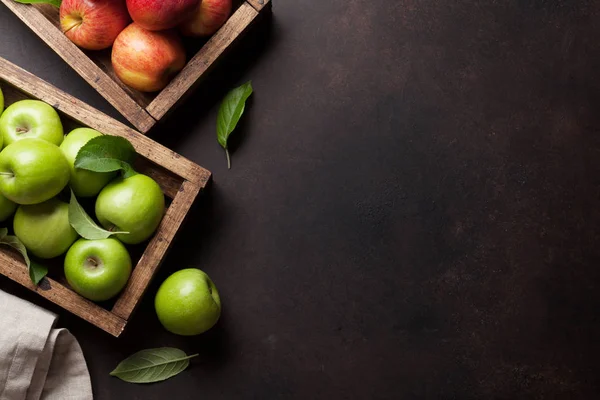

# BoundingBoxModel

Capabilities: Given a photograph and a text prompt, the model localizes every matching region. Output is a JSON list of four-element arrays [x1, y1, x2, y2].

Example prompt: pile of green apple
[[0, 88, 222, 336], [0, 91, 164, 302], [58, 0, 233, 92]]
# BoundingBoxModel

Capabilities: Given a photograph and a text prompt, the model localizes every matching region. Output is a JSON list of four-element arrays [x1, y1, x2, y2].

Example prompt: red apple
[[180, 0, 232, 37], [126, 0, 201, 31], [111, 23, 186, 92], [60, 0, 130, 50]]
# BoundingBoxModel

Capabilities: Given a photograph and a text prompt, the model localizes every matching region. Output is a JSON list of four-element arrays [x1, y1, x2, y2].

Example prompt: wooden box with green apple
[[0, 56, 211, 337], [0, 0, 272, 134]]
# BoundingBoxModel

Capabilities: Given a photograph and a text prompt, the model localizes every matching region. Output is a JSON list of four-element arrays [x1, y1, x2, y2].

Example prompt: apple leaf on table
[[0, 227, 47, 285], [13, 0, 61, 7], [110, 348, 198, 384], [68, 190, 129, 240], [217, 81, 253, 169], [75, 135, 137, 178]]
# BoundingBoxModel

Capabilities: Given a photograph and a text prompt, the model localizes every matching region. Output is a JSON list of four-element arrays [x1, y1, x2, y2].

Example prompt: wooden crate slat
[[111, 180, 202, 319], [0, 250, 127, 337], [146, 2, 259, 121], [0, 0, 157, 133], [0, 58, 210, 187]]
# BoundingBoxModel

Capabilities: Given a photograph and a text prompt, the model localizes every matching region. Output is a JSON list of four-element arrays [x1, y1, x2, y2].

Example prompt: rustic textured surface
[[3, 0, 600, 398]]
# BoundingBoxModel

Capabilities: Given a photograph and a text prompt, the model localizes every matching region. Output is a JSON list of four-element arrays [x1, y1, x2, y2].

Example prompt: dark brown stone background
[[2, 0, 600, 398]]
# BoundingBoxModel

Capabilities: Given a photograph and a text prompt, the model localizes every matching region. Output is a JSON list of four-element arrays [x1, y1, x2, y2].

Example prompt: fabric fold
[[0, 290, 93, 400]]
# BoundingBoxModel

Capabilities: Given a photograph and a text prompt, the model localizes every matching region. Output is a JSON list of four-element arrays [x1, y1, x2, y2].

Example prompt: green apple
[[0, 87, 4, 117], [0, 138, 70, 205], [60, 128, 116, 197], [0, 100, 64, 147], [13, 198, 78, 259], [64, 238, 132, 302], [155, 269, 221, 336], [95, 174, 165, 244], [0, 193, 17, 222]]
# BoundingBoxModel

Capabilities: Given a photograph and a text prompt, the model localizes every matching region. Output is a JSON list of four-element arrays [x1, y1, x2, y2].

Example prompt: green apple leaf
[[217, 81, 253, 169], [110, 348, 198, 384], [0, 232, 47, 285], [29, 260, 48, 286], [68, 190, 129, 240], [14, 0, 62, 8], [74, 135, 137, 177]]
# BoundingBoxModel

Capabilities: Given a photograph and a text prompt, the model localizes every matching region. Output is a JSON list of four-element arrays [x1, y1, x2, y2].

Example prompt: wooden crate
[[1, 0, 272, 133], [0, 56, 211, 337]]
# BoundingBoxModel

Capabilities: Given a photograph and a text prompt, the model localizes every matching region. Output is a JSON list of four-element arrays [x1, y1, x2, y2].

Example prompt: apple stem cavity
[[62, 15, 84, 34], [85, 256, 101, 269], [16, 127, 29, 134]]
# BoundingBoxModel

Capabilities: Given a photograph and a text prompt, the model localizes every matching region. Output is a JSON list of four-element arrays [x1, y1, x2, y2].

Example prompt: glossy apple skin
[[126, 0, 200, 31], [0, 139, 70, 205], [0, 100, 63, 148], [180, 0, 232, 37], [95, 174, 165, 244], [14, 198, 79, 259], [155, 269, 221, 335], [65, 238, 132, 301], [0, 193, 17, 222], [60, 128, 116, 197], [111, 23, 186, 92], [60, 0, 130, 50]]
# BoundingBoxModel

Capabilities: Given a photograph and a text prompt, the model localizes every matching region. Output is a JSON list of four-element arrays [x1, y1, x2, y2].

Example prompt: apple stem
[[86, 257, 98, 267], [225, 148, 231, 170], [0, 172, 14, 177]]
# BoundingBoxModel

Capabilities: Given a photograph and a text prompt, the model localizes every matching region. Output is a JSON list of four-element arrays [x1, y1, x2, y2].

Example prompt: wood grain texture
[[0, 249, 127, 337], [112, 180, 203, 319], [0, 58, 211, 186], [0, 0, 157, 133], [0, 0, 269, 132], [146, 3, 259, 120], [0, 56, 210, 337]]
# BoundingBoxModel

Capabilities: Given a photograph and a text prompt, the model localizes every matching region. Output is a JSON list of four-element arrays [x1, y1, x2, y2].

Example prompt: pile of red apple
[[59, 0, 232, 92]]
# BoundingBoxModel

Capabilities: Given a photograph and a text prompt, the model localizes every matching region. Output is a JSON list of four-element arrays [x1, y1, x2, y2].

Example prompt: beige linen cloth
[[0, 290, 93, 400]]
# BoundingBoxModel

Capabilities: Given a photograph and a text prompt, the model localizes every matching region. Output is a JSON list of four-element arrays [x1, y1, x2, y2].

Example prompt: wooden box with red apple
[[1, 0, 271, 133], [0, 56, 211, 337]]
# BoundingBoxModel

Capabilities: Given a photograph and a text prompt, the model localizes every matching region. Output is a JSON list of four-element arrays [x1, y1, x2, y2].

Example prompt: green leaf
[[14, 0, 62, 7], [217, 81, 253, 169], [74, 135, 137, 176], [68, 190, 128, 239], [0, 233, 47, 285], [29, 260, 48, 286], [110, 348, 198, 383]]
